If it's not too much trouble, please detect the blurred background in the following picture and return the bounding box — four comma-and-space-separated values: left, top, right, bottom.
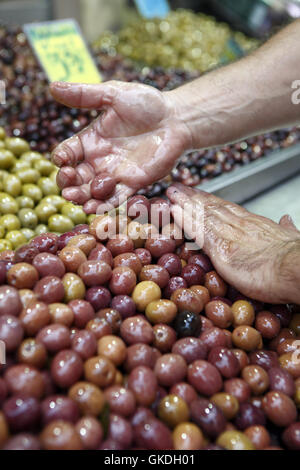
0, 0, 299, 41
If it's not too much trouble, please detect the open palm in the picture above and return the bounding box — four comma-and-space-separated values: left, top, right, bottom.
51, 81, 191, 214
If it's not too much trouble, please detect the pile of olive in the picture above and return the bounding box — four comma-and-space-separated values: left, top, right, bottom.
0, 23, 299, 200
94, 10, 258, 72
0, 130, 89, 251
0, 194, 299, 451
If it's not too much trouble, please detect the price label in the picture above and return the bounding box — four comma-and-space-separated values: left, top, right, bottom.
134, 0, 170, 19
24, 19, 102, 84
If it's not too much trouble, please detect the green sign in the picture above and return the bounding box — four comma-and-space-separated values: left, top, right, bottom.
24, 19, 102, 83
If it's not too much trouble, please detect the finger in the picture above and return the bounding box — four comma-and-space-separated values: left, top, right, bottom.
51, 134, 85, 168
74, 162, 95, 184
94, 184, 135, 214
62, 183, 91, 206
279, 214, 300, 233
171, 204, 204, 249
56, 166, 83, 189
168, 183, 249, 219
50, 81, 118, 109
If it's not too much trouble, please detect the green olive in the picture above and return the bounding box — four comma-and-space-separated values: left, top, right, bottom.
0, 192, 19, 214
48, 214, 74, 233
18, 208, 38, 229
35, 202, 57, 223
0, 150, 16, 170
61, 203, 86, 225
3, 175, 22, 197
0, 170, 8, 182
42, 195, 65, 211
0, 127, 6, 140
0, 239, 12, 252
20, 151, 43, 165
50, 169, 59, 182
35, 224, 48, 235
22, 184, 43, 203
87, 214, 97, 224
16, 168, 40, 184
5, 137, 30, 156
216, 431, 255, 450
38, 177, 59, 196
0, 140, 5, 149
0, 226, 5, 238
5, 230, 27, 249
0, 214, 21, 232
20, 228, 35, 241
33, 158, 55, 176
16, 195, 35, 209
12, 160, 31, 173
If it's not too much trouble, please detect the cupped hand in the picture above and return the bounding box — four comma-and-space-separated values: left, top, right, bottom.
167, 183, 300, 304
50, 81, 191, 214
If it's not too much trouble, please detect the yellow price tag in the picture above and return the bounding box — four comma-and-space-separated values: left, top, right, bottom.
24, 19, 102, 84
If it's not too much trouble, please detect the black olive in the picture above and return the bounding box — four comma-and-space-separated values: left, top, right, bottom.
173, 310, 202, 338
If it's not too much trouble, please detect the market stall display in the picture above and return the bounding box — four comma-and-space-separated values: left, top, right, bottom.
0, 196, 299, 450
94, 10, 258, 72
1, 24, 299, 200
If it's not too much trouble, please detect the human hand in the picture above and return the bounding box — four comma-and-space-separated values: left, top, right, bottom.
50, 81, 191, 214
167, 183, 300, 304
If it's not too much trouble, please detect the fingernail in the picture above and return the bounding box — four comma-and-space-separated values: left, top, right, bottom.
51, 81, 70, 89
53, 149, 68, 167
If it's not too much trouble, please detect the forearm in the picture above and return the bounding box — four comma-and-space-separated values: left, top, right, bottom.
279, 240, 300, 305
166, 20, 300, 149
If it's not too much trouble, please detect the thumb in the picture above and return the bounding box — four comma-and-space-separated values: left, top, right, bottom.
279, 214, 299, 233
50, 81, 118, 109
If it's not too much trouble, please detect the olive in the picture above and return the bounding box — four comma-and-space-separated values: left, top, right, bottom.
0, 214, 21, 231
34, 202, 57, 223
16, 195, 34, 209
18, 209, 38, 229
12, 160, 31, 173
0, 239, 13, 252
217, 430, 255, 450
20, 228, 35, 241
61, 203, 86, 225
50, 169, 59, 182
33, 159, 54, 176
16, 168, 40, 184
158, 394, 189, 428
48, 215, 74, 233
87, 214, 97, 225
3, 175, 22, 197
35, 224, 48, 235
22, 184, 42, 203
5, 231, 27, 249
0, 127, 6, 140
63, 273, 86, 302
5, 137, 30, 156
0, 150, 16, 169
173, 310, 202, 338
38, 177, 59, 196
20, 151, 43, 165
42, 195, 65, 211
0, 192, 19, 214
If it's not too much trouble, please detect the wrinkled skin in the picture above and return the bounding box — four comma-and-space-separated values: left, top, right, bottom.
50, 81, 191, 214
167, 183, 300, 304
